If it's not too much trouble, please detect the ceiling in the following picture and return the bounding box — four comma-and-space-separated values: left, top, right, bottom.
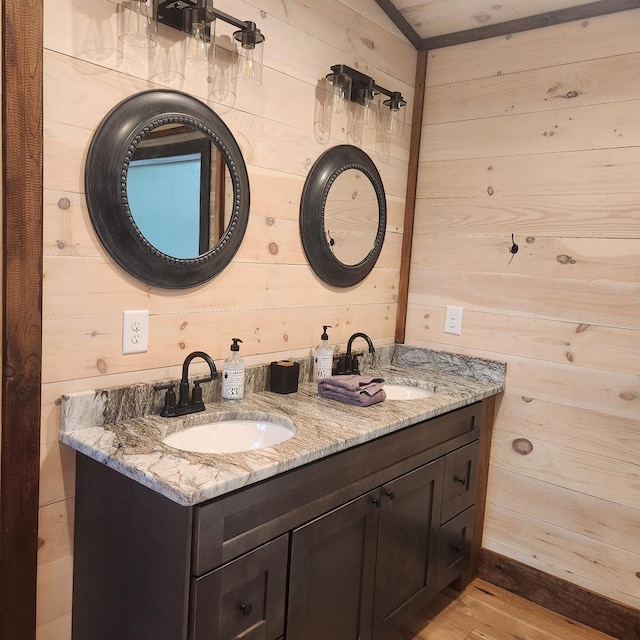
375, 0, 640, 49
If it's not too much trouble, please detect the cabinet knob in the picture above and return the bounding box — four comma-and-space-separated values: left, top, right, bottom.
384, 490, 395, 501
450, 544, 462, 553
454, 475, 466, 486
239, 602, 253, 617
372, 497, 381, 508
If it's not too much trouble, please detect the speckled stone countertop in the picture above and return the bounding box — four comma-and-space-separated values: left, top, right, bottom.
60, 346, 505, 506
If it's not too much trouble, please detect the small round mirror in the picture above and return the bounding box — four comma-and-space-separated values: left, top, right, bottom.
85, 89, 249, 289
300, 145, 386, 287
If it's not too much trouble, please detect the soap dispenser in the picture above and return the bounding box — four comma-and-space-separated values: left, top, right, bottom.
313, 325, 333, 381
222, 338, 245, 401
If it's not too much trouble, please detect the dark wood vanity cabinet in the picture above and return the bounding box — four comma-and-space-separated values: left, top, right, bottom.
72, 400, 491, 640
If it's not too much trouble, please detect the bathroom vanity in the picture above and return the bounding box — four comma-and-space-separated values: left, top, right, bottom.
62, 348, 504, 640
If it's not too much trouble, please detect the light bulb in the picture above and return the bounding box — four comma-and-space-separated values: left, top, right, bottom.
387, 108, 403, 136
184, 22, 211, 70
238, 44, 263, 86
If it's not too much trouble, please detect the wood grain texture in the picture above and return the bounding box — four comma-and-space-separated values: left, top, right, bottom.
479, 549, 640, 640
419, 0, 640, 50
1, 2, 43, 640
37, 1, 414, 636
396, 49, 427, 343
407, 9, 640, 611
389, 577, 617, 640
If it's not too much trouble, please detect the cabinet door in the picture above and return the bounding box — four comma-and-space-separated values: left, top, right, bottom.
191, 534, 288, 640
372, 458, 444, 639
440, 441, 479, 524
287, 491, 381, 640
436, 506, 475, 593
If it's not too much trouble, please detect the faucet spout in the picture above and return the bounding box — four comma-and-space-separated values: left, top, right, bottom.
178, 351, 218, 409
346, 332, 375, 357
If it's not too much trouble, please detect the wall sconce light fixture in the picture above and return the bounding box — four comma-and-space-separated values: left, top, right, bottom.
326, 64, 407, 139
119, 0, 157, 48
119, 0, 266, 87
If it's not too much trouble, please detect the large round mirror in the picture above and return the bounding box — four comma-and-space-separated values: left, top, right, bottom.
85, 89, 249, 289
300, 145, 386, 287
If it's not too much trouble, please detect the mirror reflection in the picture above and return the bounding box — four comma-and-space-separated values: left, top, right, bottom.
323, 169, 379, 266
127, 124, 233, 259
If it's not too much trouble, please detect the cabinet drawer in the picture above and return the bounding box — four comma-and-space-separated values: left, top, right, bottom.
440, 441, 479, 524
191, 535, 288, 640
435, 507, 474, 593
194, 403, 482, 576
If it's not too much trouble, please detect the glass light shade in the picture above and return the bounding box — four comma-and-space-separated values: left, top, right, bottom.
183, 21, 213, 70
210, 36, 238, 106
237, 41, 264, 87
385, 106, 405, 137
327, 73, 352, 115
119, 0, 157, 48
358, 90, 378, 129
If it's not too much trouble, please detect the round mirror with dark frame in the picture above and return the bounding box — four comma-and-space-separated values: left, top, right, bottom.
299, 145, 387, 287
85, 89, 249, 289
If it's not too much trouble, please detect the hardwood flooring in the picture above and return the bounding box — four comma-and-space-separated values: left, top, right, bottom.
389, 579, 617, 640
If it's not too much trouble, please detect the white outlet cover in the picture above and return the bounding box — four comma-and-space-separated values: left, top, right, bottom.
444, 306, 463, 335
123, 310, 149, 354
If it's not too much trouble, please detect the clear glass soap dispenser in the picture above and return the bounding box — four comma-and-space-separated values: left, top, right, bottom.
222, 338, 245, 401
313, 325, 333, 381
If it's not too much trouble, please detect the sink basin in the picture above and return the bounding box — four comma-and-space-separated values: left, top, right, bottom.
384, 384, 434, 400
162, 416, 295, 454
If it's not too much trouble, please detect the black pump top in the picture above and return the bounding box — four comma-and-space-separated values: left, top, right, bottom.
321, 325, 332, 340
230, 337, 243, 351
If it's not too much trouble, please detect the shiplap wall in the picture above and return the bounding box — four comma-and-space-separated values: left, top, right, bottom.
407, 10, 640, 609
37, 1, 414, 637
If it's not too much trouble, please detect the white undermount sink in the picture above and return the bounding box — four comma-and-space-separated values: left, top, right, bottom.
384, 384, 434, 400
162, 416, 296, 454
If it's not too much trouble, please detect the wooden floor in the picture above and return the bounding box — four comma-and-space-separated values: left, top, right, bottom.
389, 579, 616, 640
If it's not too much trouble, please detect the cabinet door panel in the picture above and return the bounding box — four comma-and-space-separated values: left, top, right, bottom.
440, 441, 479, 524
436, 506, 475, 593
287, 491, 381, 640
372, 458, 444, 639
191, 534, 288, 640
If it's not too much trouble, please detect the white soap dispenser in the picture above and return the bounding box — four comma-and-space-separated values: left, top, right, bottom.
313, 325, 334, 381
222, 338, 245, 401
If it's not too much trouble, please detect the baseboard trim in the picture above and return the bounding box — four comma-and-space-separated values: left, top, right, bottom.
478, 548, 640, 640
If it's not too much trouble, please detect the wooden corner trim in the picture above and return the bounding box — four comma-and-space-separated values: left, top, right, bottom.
479, 548, 640, 640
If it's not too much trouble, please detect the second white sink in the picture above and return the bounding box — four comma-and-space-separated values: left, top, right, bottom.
384, 384, 434, 400
163, 417, 296, 454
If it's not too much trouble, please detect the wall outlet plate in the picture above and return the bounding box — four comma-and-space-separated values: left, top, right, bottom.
123, 310, 149, 354
444, 306, 463, 335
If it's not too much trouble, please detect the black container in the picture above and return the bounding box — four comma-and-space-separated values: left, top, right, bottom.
269, 360, 300, 394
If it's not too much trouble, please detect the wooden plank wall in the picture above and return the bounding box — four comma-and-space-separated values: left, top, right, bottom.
406, 10, 640, 610
37, 1, 414, 637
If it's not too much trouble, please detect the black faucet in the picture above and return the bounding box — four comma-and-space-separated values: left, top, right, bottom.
157, 351, 218, 417
333, 332, 375, 375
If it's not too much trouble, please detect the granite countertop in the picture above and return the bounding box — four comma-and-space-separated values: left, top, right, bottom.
60, 346, 505, 506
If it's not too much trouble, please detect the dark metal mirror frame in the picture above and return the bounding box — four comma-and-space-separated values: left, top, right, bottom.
85, 89, 250, 289
299, 144, 387, 287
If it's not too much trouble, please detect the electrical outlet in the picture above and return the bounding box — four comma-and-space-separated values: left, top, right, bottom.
122, 310, 149, 354
443, 305, 463, 335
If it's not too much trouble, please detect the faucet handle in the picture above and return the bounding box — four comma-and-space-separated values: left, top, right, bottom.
155, 383, 177, 417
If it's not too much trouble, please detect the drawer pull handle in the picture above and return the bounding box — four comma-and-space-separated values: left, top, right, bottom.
240, 603, 253, 617
384, 490, 395, 501
454, 475, 466, 485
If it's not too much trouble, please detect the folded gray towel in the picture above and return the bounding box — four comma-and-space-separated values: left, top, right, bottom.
318, 375, 385, 396
318, 387, 386, 407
